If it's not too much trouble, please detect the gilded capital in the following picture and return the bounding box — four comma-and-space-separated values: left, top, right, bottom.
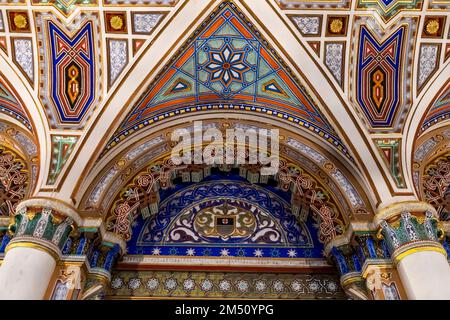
377, 208, 445, 262
8, 205, 77, 252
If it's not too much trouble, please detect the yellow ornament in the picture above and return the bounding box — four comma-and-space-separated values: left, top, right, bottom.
329, 19, 343, 34
110, 15, 124, 31
13, 14, 28, 29
425, 19, 440, 35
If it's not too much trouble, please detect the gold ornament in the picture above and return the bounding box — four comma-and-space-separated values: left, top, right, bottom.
425, 19, 440, 35
391, 220, 400, 229
110, 16, 124, 31
329, 19, 343, 34
117, 159, 126, 167
13, 14, 28, 29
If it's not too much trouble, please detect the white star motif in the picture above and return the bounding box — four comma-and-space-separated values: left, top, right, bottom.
205, 44, 250, 87
253, 249, 263, 257
287, 249, 297, 257
220, 248, 229, 256
186, 248, 196, 256
152, 247, 161, 255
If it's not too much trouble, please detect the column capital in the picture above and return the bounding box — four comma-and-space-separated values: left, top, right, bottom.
7, 200, 79, 259
374, 201, 437, 226
376, 205, 446, 265
16, 198, 83, 226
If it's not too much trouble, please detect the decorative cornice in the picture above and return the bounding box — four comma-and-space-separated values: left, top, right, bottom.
120, 255, 331, 268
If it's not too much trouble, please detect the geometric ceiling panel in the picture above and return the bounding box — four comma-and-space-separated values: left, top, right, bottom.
107, 39, 128, 89
36, 12, 102, 129
11, 37, 34, 85
289, 15, 322, 37
131, 12, 166, 35
350, 17, 416, 132
324, 42, 345, 88
417, 43, 441, 93
356, 0, 422, 23
108, 2, 351, 159
0, 75, 32, 131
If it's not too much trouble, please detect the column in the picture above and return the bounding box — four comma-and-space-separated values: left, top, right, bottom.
0, 199, 77, 299
376, 201, 450, 300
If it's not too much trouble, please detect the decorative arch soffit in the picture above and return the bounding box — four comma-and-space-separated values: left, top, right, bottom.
102, 1, 353, 164
1, 0, 447, 202
0, 138, 34, 217
107, 154, 348, 245
271, 0, 450, 195
79, 120, 374, 245
0, 73, 33, 132
81, 119, 371, 211
0, 68, 40, 196
412, 81, 450, 221
0, 49, 47, 195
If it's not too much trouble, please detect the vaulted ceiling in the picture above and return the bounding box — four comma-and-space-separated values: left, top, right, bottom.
0, 0, 448, 244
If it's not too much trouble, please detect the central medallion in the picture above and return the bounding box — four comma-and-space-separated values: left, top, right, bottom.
194, 200, 257, 241
203, 43, 251, 88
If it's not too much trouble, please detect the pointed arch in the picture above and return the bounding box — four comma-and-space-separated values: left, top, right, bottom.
59, 0, 391, 210
404, 62, 450, 196
0, 53, 49, 195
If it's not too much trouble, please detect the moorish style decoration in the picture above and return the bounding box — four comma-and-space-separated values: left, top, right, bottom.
0, 146, 29, 216
421, 153, 450, 221
0, 75, 32, 131
36, 13, 101, 129
107, 155, 345, 245
107, 2, 350, 159
420, 83, 450, 134
8, 206, 75, 251
356, 26, 404, 129
31, 0, 99, 17
47, 135, 78, 185
0, 0, 449, 302
378, 210, 444, 262
355, 0, 422, 22
107, 39, 128, 89
131, 179, 320, 258
108, 270, 344, 299
417, 44, 440, 92
11, 37, 34, 84
350, 17, 416, 131
374, 139, 406, 188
